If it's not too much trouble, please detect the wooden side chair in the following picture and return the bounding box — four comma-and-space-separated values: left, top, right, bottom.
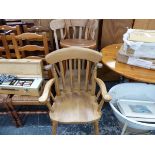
0, 34, 11, 58
39, 47, 111, 134
50, 19, 98, 50
0, 25, 22, 58
11, 32, 49, 59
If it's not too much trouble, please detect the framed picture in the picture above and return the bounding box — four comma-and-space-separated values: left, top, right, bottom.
117, 99, 155, 122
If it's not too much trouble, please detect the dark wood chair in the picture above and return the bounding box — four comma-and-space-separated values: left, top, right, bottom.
0, 34, 11, 58
0, 25, 22, 58
11, 32, 49, 59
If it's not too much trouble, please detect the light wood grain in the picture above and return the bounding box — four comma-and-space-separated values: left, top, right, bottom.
101, 43, 155, 83
46, 46, 102, 64
60, 39, 96, 49
39, 47, 110, 134
49, 91, 101, 123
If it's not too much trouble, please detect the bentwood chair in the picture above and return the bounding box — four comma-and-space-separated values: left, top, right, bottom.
50, 19, 98, 50
39, 47, 111, 134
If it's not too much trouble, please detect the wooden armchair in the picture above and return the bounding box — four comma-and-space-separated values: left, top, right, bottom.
39, 47, 111, 134
50, 19, 98, 50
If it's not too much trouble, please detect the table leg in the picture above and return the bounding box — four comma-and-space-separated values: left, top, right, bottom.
6, 97, 22, 127
121, 122, 128, 135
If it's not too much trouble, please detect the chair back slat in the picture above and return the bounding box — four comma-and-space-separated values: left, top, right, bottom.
79, 27, 82, 39
15, 33, 43, 40
85, 61, 90, 91
78, 59, 81, 90
91, 64, 97, 95
60, 29, 64, 39
69, 59, 73, 91
18, 45, 44, 52
59, 61, 66, 90
53, 30, 59, 50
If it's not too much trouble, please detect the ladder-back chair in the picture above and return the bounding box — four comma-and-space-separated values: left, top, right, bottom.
0, 34, 11, 58
39, 47, 111, 134
50, 19, 98, 50
23, 25, 53, 51
11, 32, 49, 59
0, 25, 22, 58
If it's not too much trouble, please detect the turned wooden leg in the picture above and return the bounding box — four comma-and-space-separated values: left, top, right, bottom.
52, 121, 58, 135
94, 121, 99, 135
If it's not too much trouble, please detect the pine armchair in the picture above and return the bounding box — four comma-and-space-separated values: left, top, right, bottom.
39, 47, 111, 134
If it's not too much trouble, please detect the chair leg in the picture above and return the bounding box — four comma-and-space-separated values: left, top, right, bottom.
94, 121, 99, 135
52, 121, 58, 135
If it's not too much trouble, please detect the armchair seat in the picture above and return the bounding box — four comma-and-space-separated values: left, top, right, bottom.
50, 91, 101, 123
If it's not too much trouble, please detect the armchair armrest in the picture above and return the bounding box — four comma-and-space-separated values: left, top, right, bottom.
95, 78, 111, 102
39, 78, 55, 103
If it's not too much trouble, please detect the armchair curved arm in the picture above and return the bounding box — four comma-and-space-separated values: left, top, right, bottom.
95, 78, 112, 102
39, 78, 55, 103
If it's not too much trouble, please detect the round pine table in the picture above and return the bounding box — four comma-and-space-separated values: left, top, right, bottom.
101, 43, 155, 84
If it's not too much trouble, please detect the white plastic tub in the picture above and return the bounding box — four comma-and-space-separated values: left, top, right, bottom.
109, 83, 155, 132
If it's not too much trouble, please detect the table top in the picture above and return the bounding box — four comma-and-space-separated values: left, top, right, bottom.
60, 39, 96, 49
101, 43, 155, 84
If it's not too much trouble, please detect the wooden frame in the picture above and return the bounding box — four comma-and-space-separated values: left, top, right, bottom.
39, 47, 111, 134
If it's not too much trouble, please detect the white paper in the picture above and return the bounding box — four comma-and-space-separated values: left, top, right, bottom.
123, 29, 155, 51
134, 46, 155, 58
127, 57, 153, 69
